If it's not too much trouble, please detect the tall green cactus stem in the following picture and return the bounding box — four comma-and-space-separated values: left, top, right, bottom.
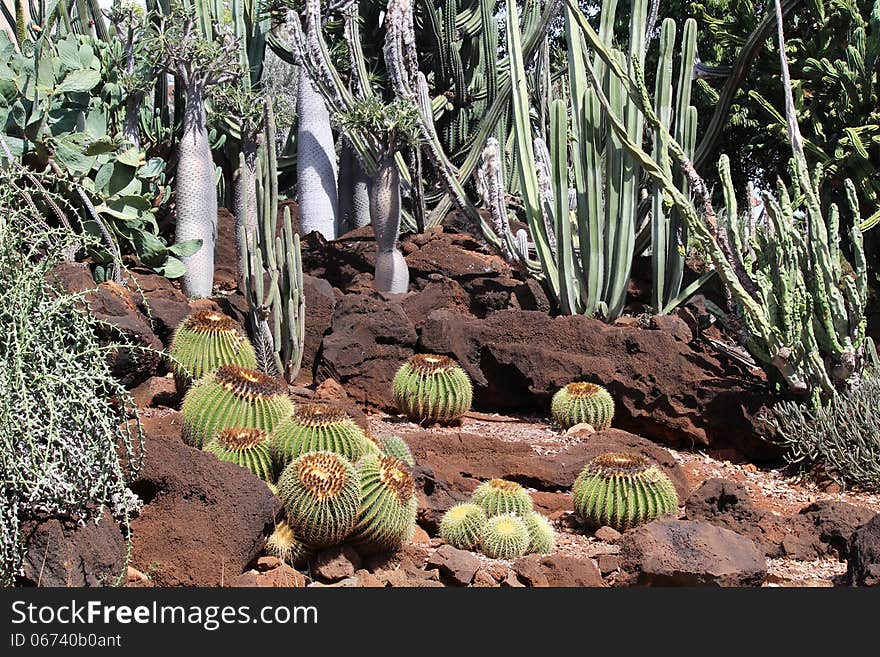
472, 479, 533, 518
204, 427, 276, 482
392, 354, 473, 423
523, 512, 556, 554
276, 451, 361, 548
439, 503, 487, 551
551, 382, 615, 431
572, 452, 679, 531
180, 364, 294, 448
272, 403, 369, 467
566, 0, 869, 400
371, 147, 409, 293
482, 0, 698, 320
297, 64, 338, 240
168, 309, 258, 394
156, 7, 240, 298
240, 112, 306, 384
478, 513, 530, 560
349, 454, 418, 554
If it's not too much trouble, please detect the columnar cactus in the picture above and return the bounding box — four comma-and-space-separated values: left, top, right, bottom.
349, 454, 418, 553
272, 403, 369, 467
551, 382, 615, 431
479, 513, 530, 560
392, 354, 473, 423
168, 310, 257, 394
439, 503, 488, 551
276, 451, 361, 548
472, 479, 534, 518
180, 365, 294, 448
203, 427, 275, 483
572, 453, 679, 531
523, 512, 556, 554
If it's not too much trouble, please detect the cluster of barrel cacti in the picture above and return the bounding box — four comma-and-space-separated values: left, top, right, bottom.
169, 308, 418, 560
439, 479, 556, 560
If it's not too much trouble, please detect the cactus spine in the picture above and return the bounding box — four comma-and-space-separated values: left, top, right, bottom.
551, 382, 615, 431
349, 454, 418, 553
572, 453, 679, 531
204, 427, 275, 482
180, 365, 294, 448
392, 354, 473, 423
277, 451, 361, 548
439, 503, 487, 551
272, 404, 369, 467
168, 310, 257, 394
472, 479, 533, 517
479, 513, 530, 560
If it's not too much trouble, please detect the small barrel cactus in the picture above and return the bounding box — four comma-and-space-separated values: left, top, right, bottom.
380, 434, 415, 467
392, 354, 473, 423
349, 454, 418, 553
479, 513, 530, 560
472, 479, 533, 517
439, 503, 487, 551
572, 452, 679, 532
276, 451, 361, 548
272, 403, 368, 468
203, 427, 275, 482
551, 382, 615, 431
265, 519, 314, 567
523, 512, 556, 554
181, 365, 294, 448
168, 309, 258, 394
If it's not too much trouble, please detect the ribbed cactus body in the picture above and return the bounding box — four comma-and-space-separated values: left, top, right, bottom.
203, 427, 275, 482
523, 512, 556, 554
439, 503, 487, 551
349, 454, 418, 553
272, 403, 368, 467
479, 513, 530, 560
472, 479, 533, 517
180, 365, 294, 448
551, 382, 615, 430
175, 83, 217, 299
276, 451, 361, 548
265, 519, 314, 567
392, 354, 473, 423
169, 310, 257, 394
371, 150, 408, 293
572, 453, 679, 531
379, 434, 415, 467
297, 67, 338, 240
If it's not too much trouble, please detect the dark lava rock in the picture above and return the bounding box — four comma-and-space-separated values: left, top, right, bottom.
315, 292, 417, 410
847, 513, 880, 586
425, 544, 481, 586
684, 478, 774, 554
419, 308, 773, 459
302, 274, 338, 378
620, 519, 767, 587
18, 509, 126, 587
312, 545, 362, 583
794, 501, 875, 561
128, 425, 281, 587
513, 553, 604, 587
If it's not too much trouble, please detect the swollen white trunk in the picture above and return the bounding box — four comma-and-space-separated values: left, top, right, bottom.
175, 83, 217, 298
371, 150, 408, 294
338, 140, 371, 233
296, 67, 338, 239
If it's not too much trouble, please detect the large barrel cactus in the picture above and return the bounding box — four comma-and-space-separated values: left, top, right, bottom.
392, 354, 473, 423
272, 403, 369, 467
349, 453, 418, 554
551, 382, 615, 431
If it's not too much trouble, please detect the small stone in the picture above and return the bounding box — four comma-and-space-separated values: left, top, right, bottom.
472, 569, 499, 587
596, 554, 621, 575
594, 526, 622, 543
501, 572, 526, 587
312, 545, 362, 583
512, 555, 549, 587
425, 544, 481, 586
354, 570, 385, 588
313, 378, 348, 401
410, 526, 431, 545
566, 422, 596, 435
229, 564, 307, 587
254, 556, 283, 572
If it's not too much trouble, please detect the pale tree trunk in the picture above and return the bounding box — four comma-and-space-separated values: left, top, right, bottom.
175, 81, 217, 298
